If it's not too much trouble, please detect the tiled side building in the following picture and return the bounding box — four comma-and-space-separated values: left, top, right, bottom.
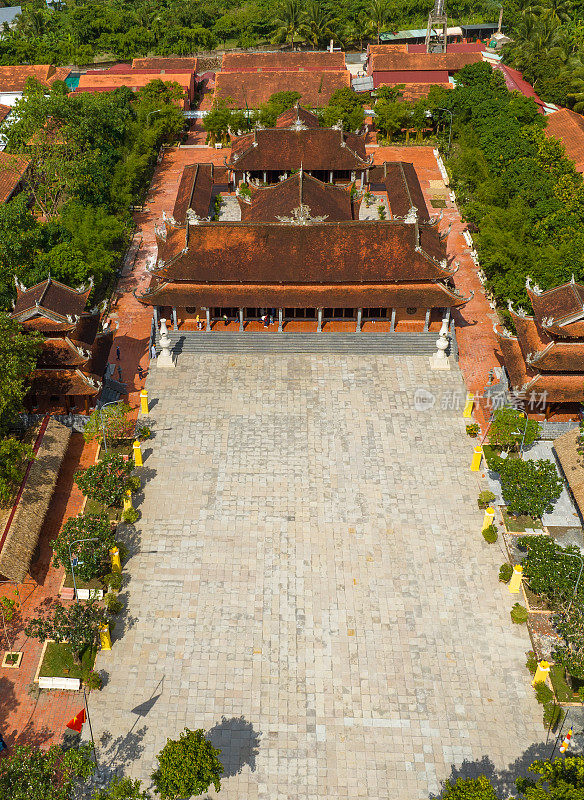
496, 278, 584, 407
138, 106, 470, 331
11, 278, 113, 413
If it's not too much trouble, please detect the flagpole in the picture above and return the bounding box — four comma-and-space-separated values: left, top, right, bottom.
550, 710, 569, 760
82, 684, 100, 775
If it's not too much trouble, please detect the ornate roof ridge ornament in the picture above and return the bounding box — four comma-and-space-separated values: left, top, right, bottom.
439, 221, 452, 242
65, 313, 80, 324
155, 223, 167, 241
493, 321, 514, 338
404, 206, 418, 224
507, 299, 527, 317
14, 275, 26, 291
276, 204, 328, 225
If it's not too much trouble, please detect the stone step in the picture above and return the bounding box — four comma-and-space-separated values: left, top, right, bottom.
155, 332, 444, 355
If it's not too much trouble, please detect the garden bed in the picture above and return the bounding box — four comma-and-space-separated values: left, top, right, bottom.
84, 498, 121, 522
61, 573, 104, 600
528, 612, 563, 661
522, 584, 550, 612
38, 641, 97, 681
549, 664, 578, 704
502, 508, 543, 533
98, 441, 132, 460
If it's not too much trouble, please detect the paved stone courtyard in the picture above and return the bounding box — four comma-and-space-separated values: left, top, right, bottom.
89, 353, 545, 799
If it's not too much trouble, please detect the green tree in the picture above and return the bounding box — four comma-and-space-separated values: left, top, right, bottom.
301, 1, 337, 49
25, 600, 108, 665
52, 513, 116, 581
75, 452, 135, 508
272, 0, 304, 47
488, 407, 541, 450
500, 458, 563, 518
0, 742, 95, 800
258, 91, 302, 126
516, 755, 584, 798
151, 728, 223, 800
92, 776, 152, 800
442, 776, 499, 800
374, 97, 406, 140
0, 314, 42, 436
320, 87, 364, 131
83, 401, 133, 447
0, 438, 34, 506
369, 0, 390, 45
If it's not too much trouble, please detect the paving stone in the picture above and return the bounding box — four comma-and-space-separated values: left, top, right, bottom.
86, 353, 546, 798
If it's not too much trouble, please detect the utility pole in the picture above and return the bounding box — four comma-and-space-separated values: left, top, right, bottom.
426, 0, 448, 53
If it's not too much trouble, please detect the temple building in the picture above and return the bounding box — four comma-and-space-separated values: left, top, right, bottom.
495, 277, 584, 409
11, 277, 113, 413
138, 106, 470, 331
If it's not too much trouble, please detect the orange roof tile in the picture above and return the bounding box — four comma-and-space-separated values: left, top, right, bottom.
369, 50, 481, 73
240, 171, 354, 222
0, 152, 29, 203
544, 108, 584, 173
131, 57, 197, 72
214, 70, 351, 109
0, 65, 70, 93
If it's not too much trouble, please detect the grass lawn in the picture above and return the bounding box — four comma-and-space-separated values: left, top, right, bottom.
502, 508, 543, 532
63, 572, 104, 591
39, 642, 97, 681
483, 445, 520, 471
549, 664, 577, 703
99, 441, 132, 459
84, 498, 121, 522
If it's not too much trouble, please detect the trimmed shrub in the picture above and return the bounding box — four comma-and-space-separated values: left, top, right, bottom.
482, 524, 498, 543
511, 603, 529, 624
466, 423, 480, 438
499, 563, 513, 583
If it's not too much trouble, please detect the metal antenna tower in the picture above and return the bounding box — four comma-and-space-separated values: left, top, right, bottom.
425, 0, 448, 53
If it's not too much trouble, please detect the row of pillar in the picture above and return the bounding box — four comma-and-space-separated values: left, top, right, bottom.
157, 307, 447, 333
231, 171, 368, 187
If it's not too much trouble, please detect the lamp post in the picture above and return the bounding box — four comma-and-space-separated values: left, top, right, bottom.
98, 399, 124, 454
559, 551, 584, 612
68, 536, 100, 775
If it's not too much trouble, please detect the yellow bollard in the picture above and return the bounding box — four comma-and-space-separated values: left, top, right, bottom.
140, 389, 148, 415
133, 440, 143, 467
532, 660, 550, 687
99, 624, 112, 651
470, 445, 483, 472
463, 393, 474, 418
482, 507, 495, 531
509, 564, 523, 594
123, 489, 133, 513
109, 546, 121, 574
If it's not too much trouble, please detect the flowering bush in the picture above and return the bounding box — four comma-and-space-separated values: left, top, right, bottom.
75, 453, 134, 508
500, 458, 562, 518
52, 514, 115, 581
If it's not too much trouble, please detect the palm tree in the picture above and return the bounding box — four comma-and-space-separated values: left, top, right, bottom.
272, 0, 304, 49
369, 0, 389, 45
301, 1, 337, 49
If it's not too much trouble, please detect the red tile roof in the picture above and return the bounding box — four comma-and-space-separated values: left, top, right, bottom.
227, 127, 369, 171
214, 70, 351, 109
0, 152, 29, 203
173, 163, 214, 223
221, 51, 346, 72
0, 104, 10, 124
76, 70, 193, 107
492, 63, 543, 107
139, 280, 467, 309
408, 42, 486, 53
12, 278, 90, 319
275, 104, 321, 129
368, 50, 481, 74
510, 312, 584, 372
544, 108, 584, 173
368, 161, 430, 221
0, 65, 70, 92
30, 369, 100, 396
240, 171, 355, 222
373, 69, 450, 84
37, 338, 89, 368
527, 280, 584, 331
151, 219, 452, 284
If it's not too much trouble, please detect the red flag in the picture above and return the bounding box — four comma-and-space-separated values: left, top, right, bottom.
66, 709, 86, 733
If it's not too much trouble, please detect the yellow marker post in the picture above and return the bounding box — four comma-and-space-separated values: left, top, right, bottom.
139, 389, 148, 415
109, 546, 121, 574
133, 440, 143, 467
463, 393, 474, 418
509, 564, 523, 593
482, 507, 495, 531
470, 445, 483, 472
123, 490, 133, 513
532, 660, 550, 687
99, 624, 112, 651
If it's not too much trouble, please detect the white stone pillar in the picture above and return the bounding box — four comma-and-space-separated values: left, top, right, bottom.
317, 308, 322, 333
424, 308, 431, 332
443, 307, 451, 327
263, 171, 267, 183
172, 307, 178, 330
206, 308, 211, 332
351, 171, 356, 182
278, 308, 283, 332
361, 171, 365, 186
430, 318, 450, 370
390, 308, 396, 332
157, 319, 175, 368
153, 306, 159, 326
356, 308, 362, 332
329, 171, 334, 183
239, 307, 244, 332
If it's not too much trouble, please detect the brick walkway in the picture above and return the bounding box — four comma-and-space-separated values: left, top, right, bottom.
0, 437, 98, 749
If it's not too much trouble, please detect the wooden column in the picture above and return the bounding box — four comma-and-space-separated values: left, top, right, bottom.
83, 397, 89, 414
153, 306, 159, 326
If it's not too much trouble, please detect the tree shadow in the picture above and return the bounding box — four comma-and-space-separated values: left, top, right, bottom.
206, 715, 261, 778
431, 739, 574, 799
99, 724, 148, 770
110, 591, 138, 640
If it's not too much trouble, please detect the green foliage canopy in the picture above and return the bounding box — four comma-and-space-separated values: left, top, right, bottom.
52, 513, 116, 581
25, 600, 108, 664
151, 728, 223, 800
75, 452, 135, 508
0, 742, 95, 800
